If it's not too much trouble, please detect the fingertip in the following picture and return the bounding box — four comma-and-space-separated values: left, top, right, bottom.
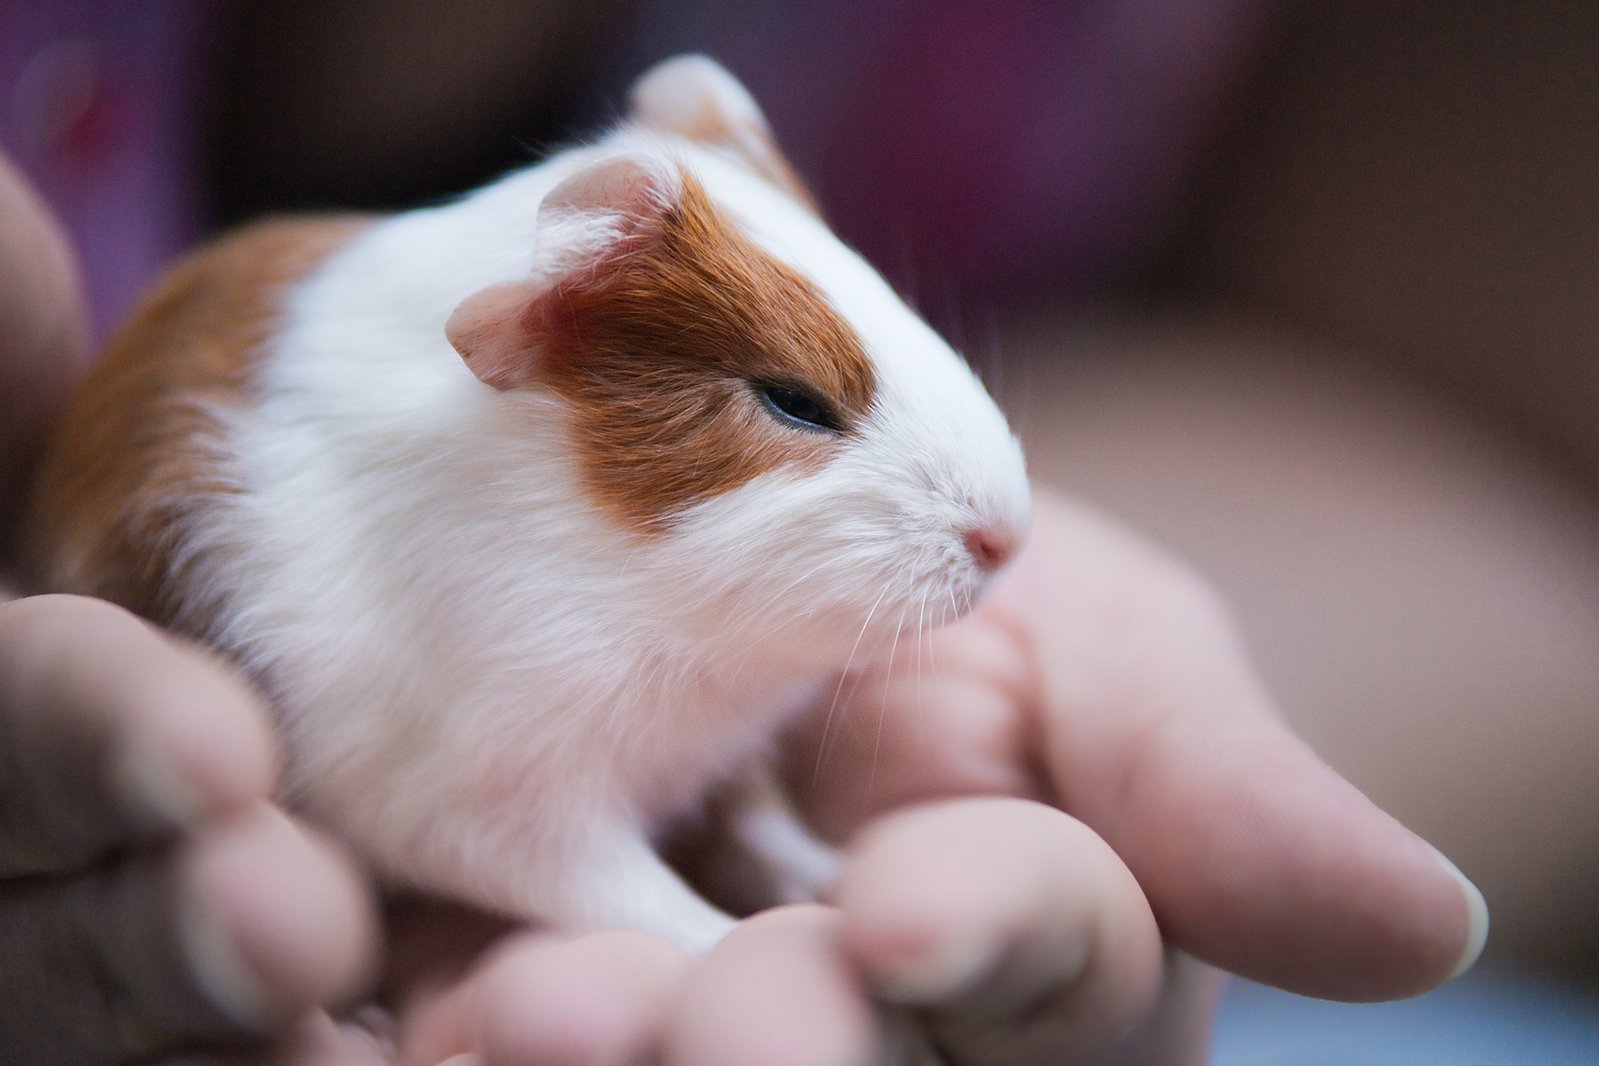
2, 594, 278, 837
666, 906, 875, 1066
116, 694, 276, 830
1430, 845, 1490, 981
1328, 827, 1492, 999
117, 632, 280, 827
183, 805, 380, 1030
836, 827, 1003, 1003
847, 801, 1160, 1048
846, 914, 998, 1006
479, 932, 688, 1066
1116, 718, 1493, 1000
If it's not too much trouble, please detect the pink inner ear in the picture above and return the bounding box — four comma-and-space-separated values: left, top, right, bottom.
446, 281, 544, 391
449, 157, 684, 393
540, 154, 683, 235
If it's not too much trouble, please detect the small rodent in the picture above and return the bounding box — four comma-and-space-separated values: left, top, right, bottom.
24, 56, 1031, 949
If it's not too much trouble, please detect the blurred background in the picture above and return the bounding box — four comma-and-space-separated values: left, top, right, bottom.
4, 0, 1596, 1057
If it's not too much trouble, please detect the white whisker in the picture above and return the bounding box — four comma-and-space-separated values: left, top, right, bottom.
813, 583, 891, 785
914, 589, 928, 743
869, 601, 909, 798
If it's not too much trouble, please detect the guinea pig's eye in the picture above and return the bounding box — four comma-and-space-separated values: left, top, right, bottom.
756, 383, 843, 433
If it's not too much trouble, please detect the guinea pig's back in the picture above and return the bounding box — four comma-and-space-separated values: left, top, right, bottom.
22, 217, 369, 632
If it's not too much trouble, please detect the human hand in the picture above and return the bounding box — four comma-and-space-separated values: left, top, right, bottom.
348, 489, 1487, 1065
0, 152, 382, 1066
375, 805, 1203, 1066
0, 595, 381, 1066
1, 138, 1480, 1065
786, 489, 1488, 1059
0, 153, 89, 547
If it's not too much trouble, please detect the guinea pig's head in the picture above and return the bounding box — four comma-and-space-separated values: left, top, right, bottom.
447, 56, 1029, 663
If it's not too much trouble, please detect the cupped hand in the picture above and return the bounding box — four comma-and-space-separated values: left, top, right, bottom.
3, 138, 1481, 1063
782, 489, 1488, 1062
794, 490, 1486, 999
0, 595, 381, 1066
1, 149, 381, 1066
366, 489, 1487, 1066
383, 802, 1204, 1066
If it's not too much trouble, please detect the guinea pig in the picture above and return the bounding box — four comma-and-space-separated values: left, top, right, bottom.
23, 55, 1031, 950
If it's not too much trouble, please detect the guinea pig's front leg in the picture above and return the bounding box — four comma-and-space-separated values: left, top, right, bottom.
531, 820, 739, 953
722, 764, 842, 905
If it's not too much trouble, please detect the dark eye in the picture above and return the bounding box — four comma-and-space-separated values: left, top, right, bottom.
756, 383, 842, 432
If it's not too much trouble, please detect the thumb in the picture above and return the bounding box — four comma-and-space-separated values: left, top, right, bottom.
1009, 495, 1488, 1000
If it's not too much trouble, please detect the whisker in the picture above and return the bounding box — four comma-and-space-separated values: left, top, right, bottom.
765, 555, 845, 602
869, 602, 909, 799
914, 590, 928, 744
813, 584, 891, 785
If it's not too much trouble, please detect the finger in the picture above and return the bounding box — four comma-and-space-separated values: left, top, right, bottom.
0, 595, 277, 873
837, 797, 1198, 1065
664, 906, 880, 1066
475, 932, 690, 1066
1008, 494, 1489, 999
391, 928, 688, 1066
0, 150, 89, 513
0, 803, 378, 1064
784, 605, 1048, 844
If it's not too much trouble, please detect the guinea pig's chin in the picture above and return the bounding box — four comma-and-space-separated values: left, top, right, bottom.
660, 575, 941, 672
895, 561, 996, 633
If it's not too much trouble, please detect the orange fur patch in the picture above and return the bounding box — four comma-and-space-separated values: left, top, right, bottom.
22, 217, 368, 629
537, 173, 875, 532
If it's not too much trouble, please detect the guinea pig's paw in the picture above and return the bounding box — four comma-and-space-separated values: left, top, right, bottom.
725, 781, 842, 905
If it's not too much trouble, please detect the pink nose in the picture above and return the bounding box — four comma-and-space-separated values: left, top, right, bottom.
963, 525, 1018, 573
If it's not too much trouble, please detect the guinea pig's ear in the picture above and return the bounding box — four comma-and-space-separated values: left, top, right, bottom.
534, 152, 683, 265
445, 282, 541, 391
447, 155, 681, 391
629, 54, 817, 213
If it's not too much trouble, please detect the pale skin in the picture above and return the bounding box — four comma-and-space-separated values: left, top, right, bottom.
0, 154, 1483, 1064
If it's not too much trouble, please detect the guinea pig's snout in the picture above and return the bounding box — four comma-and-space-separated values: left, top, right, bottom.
961, 523, 1020, 573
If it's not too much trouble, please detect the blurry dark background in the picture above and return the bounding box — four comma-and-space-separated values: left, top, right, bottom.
210, 0, 1269, 319
5, 0, 1597, 1000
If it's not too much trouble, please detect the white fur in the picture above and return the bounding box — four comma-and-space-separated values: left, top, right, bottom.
173, 60, 1030, 948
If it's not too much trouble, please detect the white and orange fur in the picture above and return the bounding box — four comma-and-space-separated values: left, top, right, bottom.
25, 56, 1031, 949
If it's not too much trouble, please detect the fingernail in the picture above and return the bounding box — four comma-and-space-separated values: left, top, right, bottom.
116, 739, 207, 828
1429, 845, 1490, 979
337, 1005, 399, 1062
185, 803, 380, 1028
870, 928, 1001, 1004
179, 877, 279, 1031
